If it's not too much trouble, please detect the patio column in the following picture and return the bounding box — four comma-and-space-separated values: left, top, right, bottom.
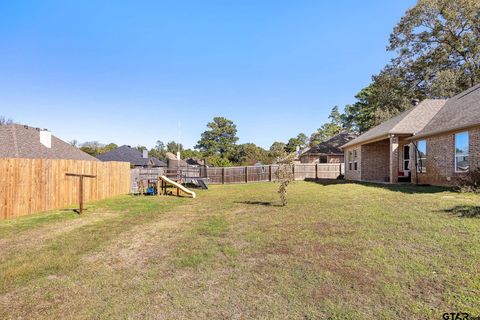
389, 135, 399, 183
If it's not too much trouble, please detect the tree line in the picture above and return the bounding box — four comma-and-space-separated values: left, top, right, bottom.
77, 112, 349, 167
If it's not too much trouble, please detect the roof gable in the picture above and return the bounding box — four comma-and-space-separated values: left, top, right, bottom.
414, 84, 480, 139
342, 99, 446, 148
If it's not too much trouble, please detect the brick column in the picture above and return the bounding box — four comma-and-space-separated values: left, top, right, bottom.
389, 135, 399, 183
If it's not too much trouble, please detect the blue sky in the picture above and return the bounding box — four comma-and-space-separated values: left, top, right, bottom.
0, 0, 416, 149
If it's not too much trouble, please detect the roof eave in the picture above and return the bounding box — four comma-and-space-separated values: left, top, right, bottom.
408, 123, 480, 141
340, 134, 390, 149
300, 152, 343, 156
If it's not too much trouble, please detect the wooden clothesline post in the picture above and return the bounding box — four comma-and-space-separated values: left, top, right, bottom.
66, 173, 96, 214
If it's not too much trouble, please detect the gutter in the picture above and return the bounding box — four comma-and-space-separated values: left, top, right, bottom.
407, 123, 480, 141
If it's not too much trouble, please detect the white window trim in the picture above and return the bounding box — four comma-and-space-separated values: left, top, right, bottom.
454, 154, 469, 173
403, 145, 410, 171
348, 151, 353, 170
416, 140, 427, 174
454, 132, 469, 173
353, 150, 358, 171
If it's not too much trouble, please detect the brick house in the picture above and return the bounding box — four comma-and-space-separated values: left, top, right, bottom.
341, 99, 447, 183
409, 85, 480, 186
299, 132, 357, 164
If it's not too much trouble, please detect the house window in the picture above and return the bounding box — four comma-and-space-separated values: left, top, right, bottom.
348, 151, 353, 170
353, 149, 358, 171
455, 131, 469, 172
319, 156, 327, 163
416, 140, 426, 173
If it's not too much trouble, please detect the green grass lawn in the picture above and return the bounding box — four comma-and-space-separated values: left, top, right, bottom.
0, 181, 479, 319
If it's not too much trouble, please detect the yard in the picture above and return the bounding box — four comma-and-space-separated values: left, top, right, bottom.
0, 181, 479, 319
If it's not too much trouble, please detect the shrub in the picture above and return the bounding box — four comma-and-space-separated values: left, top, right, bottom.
459, 168, 480, 193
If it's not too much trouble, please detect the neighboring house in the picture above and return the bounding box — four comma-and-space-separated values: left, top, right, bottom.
0, 124, 97, 161
165, 152, 189, 168
299, 132, 357, 164
409, 84, 480, 186
96, 145, 166, 168
341, 99, 447, 183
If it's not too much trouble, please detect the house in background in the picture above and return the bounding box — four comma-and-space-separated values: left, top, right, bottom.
409, 84, 480, 186
96, 145, 166, 168
165, 152, 189, 168
341, 99, 447, 183
0, 124, 97, 161
299, 132, 357, 164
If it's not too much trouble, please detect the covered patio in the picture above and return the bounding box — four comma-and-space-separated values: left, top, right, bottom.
359, 135, 413, 183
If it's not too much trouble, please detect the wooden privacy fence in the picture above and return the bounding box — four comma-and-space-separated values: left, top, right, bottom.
206, 163, 344, 184
0, 158, 131, 219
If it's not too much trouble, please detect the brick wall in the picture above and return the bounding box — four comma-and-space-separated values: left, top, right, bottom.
299, 154, 317, 164
361, 139, 390, 182
411, 126, 480, 186
470, 127, 480, 170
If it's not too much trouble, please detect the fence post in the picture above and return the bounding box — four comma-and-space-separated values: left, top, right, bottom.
339, 163, 342, 176
222, 168, 225, 184
315, 163, 318, 180
292, 164, 295, 181
245, 166, 248, 183
269, 165, 272, 182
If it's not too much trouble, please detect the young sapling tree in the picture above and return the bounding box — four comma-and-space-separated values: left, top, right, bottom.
274, 152, 295, 206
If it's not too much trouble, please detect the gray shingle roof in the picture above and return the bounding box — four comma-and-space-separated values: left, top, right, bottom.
0, 124, 97, 161
96, 145, 166, 167
301, 132, 357, 156
342, 99, 446, 148
413, 84, 480, 139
